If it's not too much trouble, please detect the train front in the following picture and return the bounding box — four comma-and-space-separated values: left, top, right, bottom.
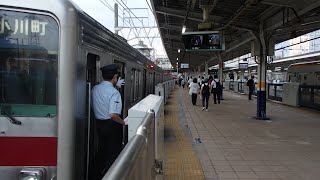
0, 8, 59, 180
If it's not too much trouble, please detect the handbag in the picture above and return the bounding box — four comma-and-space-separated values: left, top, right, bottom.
188, 88, 193, 95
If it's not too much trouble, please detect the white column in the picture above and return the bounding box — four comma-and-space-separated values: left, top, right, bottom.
205, 62, 208, 79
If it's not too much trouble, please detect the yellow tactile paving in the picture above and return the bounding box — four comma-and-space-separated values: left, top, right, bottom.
164, 89, 205, 180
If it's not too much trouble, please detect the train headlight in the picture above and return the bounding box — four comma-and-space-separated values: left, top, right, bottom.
19, 168, 45, 180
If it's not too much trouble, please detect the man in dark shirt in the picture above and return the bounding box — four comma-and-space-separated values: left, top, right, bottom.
247, 76, 255, 100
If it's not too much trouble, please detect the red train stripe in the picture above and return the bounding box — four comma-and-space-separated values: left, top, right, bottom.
0, 137, 57, 166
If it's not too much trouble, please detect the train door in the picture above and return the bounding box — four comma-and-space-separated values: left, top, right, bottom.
143, 69, 147, 98
86, 53, 100, 180
153, 72, 156, 94
113, 60, 128, 145
113, 60, 126, 118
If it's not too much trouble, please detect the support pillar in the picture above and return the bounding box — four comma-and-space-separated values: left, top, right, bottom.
253, 23, 273, 120
256, 56, 268, 119
217, 54, 224, 99
204, 62, 208, 79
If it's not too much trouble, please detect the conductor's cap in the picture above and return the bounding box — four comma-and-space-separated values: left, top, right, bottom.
100, 64, 119, 72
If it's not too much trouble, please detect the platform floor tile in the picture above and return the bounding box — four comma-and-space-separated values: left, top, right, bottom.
163, 90, 206, 180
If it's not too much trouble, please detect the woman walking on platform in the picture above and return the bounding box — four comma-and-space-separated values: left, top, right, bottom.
189, 78, 200, 105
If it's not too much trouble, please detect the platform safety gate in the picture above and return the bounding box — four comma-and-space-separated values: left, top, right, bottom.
299, 85, 320, 111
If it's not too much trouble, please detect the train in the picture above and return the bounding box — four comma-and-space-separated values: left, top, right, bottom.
0, 0, 173, 180
287, 60, 320, 86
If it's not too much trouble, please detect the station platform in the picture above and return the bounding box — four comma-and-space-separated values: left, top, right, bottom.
163, 87, 320, 180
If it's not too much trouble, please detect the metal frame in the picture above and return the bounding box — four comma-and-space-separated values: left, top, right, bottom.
229, 81, 234, 91
268, 83, 283, 102
238, 81, 245, 93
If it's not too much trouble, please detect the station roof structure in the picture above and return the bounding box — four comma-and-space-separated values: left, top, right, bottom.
150, 0, 320, 71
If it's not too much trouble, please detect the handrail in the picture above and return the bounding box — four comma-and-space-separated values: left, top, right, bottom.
102, 109, 155, 180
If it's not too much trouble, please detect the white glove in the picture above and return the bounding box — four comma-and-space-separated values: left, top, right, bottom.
116, 78, 125, 88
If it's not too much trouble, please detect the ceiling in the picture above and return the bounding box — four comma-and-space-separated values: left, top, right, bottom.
150, 0, 320, 71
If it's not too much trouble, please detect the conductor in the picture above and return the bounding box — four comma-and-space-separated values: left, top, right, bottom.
91, 64, 125, 179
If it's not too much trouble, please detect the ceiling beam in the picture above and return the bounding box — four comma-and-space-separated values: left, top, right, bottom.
209, 0, 219, 12
190, 0, 197, 10
265, 0, 320, 31
163, 34, 181, 41
273, 15, 320, 35
256, 6, 281, 21
223, 0, 262, 28
155, 6, 223, 23
183, 0, 193, 25
261, 1, 292, 7
159, 23, 182, 31
163, 41, 184, 45
225, 36, 253, 53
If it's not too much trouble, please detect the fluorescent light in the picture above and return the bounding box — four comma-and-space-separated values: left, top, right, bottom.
176, 58, 179, 61
178, 49, 181, 53
182, 25, 186, 33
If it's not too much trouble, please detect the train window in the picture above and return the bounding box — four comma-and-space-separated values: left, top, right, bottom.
0, 10, 59, 117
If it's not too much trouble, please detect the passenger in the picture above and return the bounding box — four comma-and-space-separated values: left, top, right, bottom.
211, 75, 221, 104
197, 76, 201, 86
91, 64, 125, 179
181, 78, 185, 88
178, 78, 182, 87
247, 75, 255, 100
200, 79, 210, 111
208, 75, 213, 86
189, 78, 200, 105
188, 76, 193, 86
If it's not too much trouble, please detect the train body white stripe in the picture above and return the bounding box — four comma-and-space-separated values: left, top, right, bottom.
0, 117, 57, 137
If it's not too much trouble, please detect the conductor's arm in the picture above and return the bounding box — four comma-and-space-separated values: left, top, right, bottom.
110, 113, 125, 125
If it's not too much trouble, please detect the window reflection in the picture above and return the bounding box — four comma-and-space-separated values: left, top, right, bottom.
0, 10, 58, 117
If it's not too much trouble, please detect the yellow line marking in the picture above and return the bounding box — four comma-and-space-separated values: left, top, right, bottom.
164, 90, 205, 180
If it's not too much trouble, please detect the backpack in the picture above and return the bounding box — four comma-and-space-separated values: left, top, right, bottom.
201, 84, 209, 95
216, 80, 222, 90
211, 80, 222, 93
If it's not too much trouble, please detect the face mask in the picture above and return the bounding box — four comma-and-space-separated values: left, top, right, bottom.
205, 83, 208, 85
112, 75, 118, 85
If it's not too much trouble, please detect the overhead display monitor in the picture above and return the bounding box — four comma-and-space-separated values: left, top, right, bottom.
182, 31, 225, 51
180, 63, 189, 69
239, 63, 248, 69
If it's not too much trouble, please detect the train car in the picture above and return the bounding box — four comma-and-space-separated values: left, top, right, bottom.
0, 1, 172, 180
287, 60, 320, 86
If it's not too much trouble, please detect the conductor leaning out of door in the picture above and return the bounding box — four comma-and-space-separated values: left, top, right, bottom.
91, 63, 126, 179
